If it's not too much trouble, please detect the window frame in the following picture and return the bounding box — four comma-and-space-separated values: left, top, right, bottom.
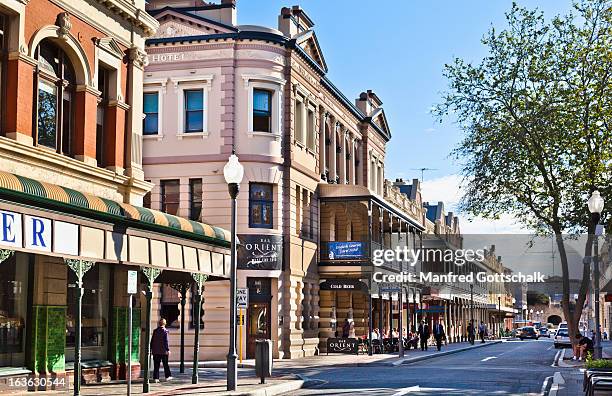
172, 75, 212, 139
183, 88, 205, 133
243, 75, 284, 139
143, 91, 160, 136
34, 40, 76, 156
249, 183, 274, 229
189, 178, 203, 221
252, 88, 272, 133
160, 179, 180, 216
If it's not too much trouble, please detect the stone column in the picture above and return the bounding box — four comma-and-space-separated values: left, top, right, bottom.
125, 46, 147, 181
319, 111, 327, 180
350, 136, 356, 185
330, 119, 337, 183
341, 129, 347, 184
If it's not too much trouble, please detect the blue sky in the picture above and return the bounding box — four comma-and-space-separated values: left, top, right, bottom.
237, 1, 574, 232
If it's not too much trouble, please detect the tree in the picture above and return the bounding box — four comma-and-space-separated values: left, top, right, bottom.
435, 0, 612, 343
526, 291, 550, 306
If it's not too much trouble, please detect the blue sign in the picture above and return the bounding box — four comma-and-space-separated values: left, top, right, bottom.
327, 242, 364, 259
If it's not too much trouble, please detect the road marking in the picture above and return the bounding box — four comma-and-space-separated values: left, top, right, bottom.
481, 356, 497, 362
551, 350, 561, 367
553, 371, 565, 385
391, 385, 420, 395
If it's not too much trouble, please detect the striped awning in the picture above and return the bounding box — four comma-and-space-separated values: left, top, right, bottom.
0, 170, 230, 245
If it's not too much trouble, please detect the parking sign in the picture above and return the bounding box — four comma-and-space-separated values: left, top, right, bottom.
237, 288, 249, 309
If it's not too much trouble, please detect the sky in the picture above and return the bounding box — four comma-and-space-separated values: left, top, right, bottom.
237, 0, 575, 233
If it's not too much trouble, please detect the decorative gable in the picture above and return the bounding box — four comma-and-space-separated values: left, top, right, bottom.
295, 30, 328, 72
95, 37, 124, 60
150, 8, 237, 39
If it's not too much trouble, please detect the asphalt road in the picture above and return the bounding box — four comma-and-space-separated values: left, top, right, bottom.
285, 338, 563, 395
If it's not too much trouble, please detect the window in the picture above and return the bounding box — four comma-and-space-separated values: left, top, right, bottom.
184, 89, 204, 132
0, 253, 29, 368
307, 107, 315, 150
66, 264, 110, 362
161, 179, 180, 215
0, 13, 8, 135
35, 40, 76, 155
249, 183, 273, 228
189, 178, 202, 221
160, 285, 180, 328
253, 89, 272, 132
96, 67, 109, 167
294, 98, 304, 144
143, 92, 159, 135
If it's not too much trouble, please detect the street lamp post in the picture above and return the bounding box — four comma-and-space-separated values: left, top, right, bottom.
224, 152, 244, 391
498, 296, 502, 337
588, 190, 605, 360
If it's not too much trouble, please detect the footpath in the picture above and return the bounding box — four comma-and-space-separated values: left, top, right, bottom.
8, 340, 502, 395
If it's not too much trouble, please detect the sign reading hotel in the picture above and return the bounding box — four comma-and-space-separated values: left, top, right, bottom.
0, 209, 78, 255
237, 234, 282, 271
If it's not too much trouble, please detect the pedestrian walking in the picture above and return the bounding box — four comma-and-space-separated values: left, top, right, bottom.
467, 320, 475, 345
478, 321, 486, 343
342, 319, 350, 338
418, 320, 430, 351
433, 319, 445, 351
151, 318, 173, 382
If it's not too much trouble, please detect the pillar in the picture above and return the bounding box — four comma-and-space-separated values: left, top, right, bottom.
125, 47, 147, 181
5, 54, 35, 144
350, 136, 356, 185
330, 119, 337, 183
319, 111, 327, 180
74, 86, 99, 166
141, 267, 161, 393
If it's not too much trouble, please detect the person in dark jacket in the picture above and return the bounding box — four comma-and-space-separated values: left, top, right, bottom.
151, 318, 172, 382
467, 320, 476, 345
417, 320, 430, 351
433, 319, 446, 351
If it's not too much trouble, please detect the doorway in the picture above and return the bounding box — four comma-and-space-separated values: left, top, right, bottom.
246, 278, 272, 359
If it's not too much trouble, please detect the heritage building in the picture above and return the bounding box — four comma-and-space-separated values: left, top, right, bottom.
141, 0, 430, 359
0, 0, 231, 390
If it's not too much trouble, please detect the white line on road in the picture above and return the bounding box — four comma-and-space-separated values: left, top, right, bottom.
551, 350, 561, 367
391, 385, 421, 395
481, 356, 497, 362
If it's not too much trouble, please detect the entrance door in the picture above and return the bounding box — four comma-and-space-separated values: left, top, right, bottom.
246, 302, 271, 359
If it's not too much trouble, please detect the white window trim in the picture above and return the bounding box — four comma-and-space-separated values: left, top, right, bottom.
243, 74, 285, 140
143, 77, 168, 141
171, 75, 213, 139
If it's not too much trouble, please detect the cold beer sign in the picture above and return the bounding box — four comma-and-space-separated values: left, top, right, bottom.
0, 209, 79, 255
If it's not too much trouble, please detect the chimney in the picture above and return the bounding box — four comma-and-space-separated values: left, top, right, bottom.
278, 6, 314, 38
220, 0, 237, 26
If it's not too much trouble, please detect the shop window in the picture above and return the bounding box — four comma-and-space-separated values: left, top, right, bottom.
184, 89, 204, 133
253, 89, 272, 132
66, 264, 110, 362
35, 40, 76, 156
160, 285, 180, 328
249, 183, 273, 229
0, 253, 29, 368
189, 178, 202, 221
143, 92, 159, 135
161, 179, 180, 216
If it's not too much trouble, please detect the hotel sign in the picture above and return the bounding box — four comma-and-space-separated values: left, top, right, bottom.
237, 234, 282, 270
0, 209, 79, 255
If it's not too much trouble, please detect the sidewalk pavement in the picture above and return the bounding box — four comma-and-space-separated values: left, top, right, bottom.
13, 371, 303, 396
548, 345, 612, 396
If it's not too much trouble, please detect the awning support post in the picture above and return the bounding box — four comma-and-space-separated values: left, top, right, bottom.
191, 273, 208, 384
141, 267, 162, 393
65, 259, 95, 396
170, 283, 190, 374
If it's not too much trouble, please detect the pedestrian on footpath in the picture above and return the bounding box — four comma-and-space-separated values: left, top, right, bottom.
478, 321, 486, 343
433, 319, 446, 351
342, 319, 350, 338
467, 320, 475, 345
418, 320, 430, 351
151, 318, 173, 383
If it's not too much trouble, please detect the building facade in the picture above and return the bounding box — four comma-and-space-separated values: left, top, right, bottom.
141, 1, 432, 359
0, 0, 233, 390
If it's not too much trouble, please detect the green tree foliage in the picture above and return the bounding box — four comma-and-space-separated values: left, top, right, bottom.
435, 0, 612, 341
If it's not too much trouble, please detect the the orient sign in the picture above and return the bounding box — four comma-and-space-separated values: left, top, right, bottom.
326, 338, 358, 355
0, 210, 79, 255
237, 234, 282, 270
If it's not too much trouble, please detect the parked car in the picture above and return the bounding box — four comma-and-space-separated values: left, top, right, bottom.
554, 328, 572, 348
539, 327, 550, 337
519, 326, 539, 340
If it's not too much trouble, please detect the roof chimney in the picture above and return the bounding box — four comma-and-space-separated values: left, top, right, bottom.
278, 6, 314, 38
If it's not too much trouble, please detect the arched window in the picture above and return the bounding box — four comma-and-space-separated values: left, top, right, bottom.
35, 40, 75, 155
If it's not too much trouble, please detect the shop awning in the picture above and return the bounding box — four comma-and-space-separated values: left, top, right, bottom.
0, 170, 231, 278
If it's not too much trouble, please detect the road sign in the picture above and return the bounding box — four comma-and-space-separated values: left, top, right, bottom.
237, 288, 249, 309
378, 282, 401, 294
127, 270, 138, 294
